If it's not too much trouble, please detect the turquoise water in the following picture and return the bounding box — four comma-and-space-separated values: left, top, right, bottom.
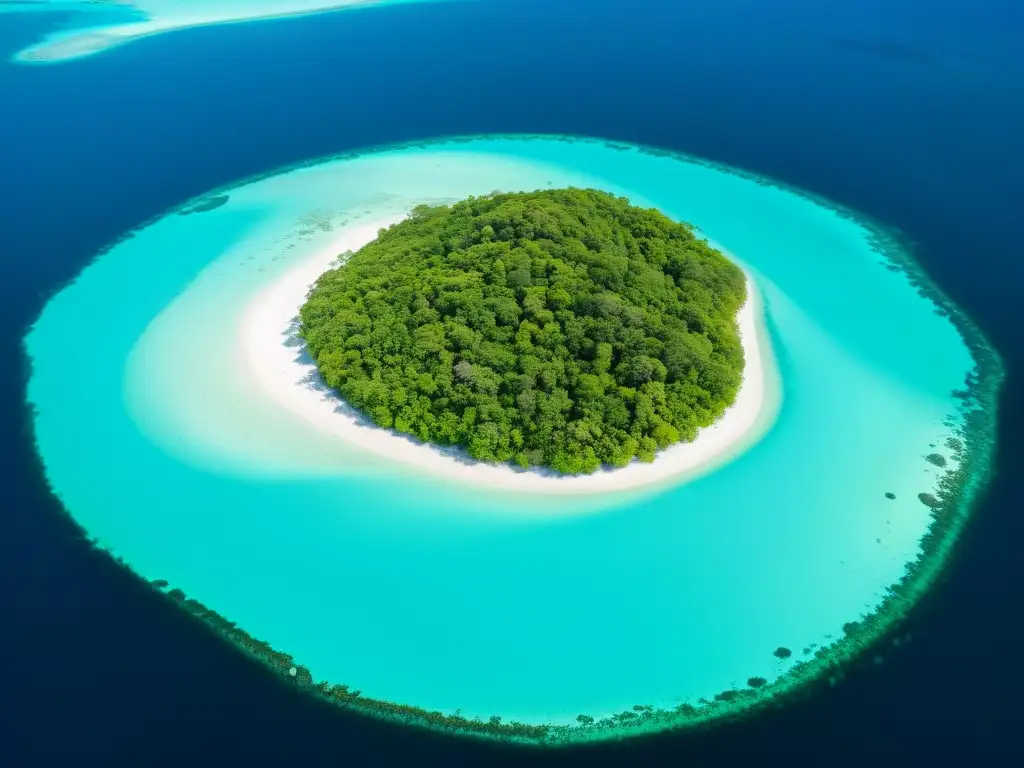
26, 136, 980, 735
3, 0, 442, 63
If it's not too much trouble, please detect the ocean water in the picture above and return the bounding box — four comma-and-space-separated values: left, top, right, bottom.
2, 0, 1023, 764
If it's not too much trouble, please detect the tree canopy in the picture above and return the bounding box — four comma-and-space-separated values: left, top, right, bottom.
299, 188, 747, 474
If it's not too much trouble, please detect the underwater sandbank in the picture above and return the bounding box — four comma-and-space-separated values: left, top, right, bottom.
241, 216, 777, 494
3, 0, 434, 64
25, 135, 1002, 743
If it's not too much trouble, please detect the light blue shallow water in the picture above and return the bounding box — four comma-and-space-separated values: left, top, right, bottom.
26, 136, 975, 725
2, 0, 444, 63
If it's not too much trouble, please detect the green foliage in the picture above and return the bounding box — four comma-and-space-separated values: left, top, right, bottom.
300, 188, 746, 473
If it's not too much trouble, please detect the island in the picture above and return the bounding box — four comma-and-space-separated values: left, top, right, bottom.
298, 189, 748, 474
27, 135, 1000, 744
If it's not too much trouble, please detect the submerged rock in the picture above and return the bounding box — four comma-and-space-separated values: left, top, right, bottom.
179, 195, 230, 215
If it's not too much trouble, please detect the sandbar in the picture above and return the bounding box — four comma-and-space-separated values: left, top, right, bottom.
241, 215, 780, 495
8, 0, 403, 64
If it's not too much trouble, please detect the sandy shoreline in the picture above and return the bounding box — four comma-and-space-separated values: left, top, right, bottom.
241, 216, 779, 494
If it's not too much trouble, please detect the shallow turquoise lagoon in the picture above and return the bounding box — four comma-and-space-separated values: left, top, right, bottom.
3, 0, 442, 63
26, 136, 991, 739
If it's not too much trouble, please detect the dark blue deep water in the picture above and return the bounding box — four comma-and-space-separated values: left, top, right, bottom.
1, 0, 1022, 763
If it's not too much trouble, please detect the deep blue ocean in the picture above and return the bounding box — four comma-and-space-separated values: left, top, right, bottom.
1, 0, 1022, 763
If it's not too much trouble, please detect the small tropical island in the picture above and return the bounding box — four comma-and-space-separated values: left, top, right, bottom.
298, 189, 748, 474
27, 135, 1002, 744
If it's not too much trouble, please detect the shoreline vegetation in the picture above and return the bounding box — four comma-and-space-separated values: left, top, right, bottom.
24, 135, 1005, 745
242, 212, 776, 495
298, 189, 751, 478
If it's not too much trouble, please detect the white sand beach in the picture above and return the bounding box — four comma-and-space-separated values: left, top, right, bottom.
241, 216, 779, 494
10, 0, 395, 63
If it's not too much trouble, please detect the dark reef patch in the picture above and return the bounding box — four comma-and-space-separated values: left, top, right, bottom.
178, 194, 230, 215
829, 38, 937, 64
131, 579, 786, 745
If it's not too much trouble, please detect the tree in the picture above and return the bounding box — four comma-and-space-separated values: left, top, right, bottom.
299, 188, 746, 474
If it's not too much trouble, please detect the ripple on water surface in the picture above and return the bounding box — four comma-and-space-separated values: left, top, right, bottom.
25, 136, 1000, 743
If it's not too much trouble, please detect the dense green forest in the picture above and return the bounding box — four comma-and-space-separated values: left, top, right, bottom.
299, 188, 747, 474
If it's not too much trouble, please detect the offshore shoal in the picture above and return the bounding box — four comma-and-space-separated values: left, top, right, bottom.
5, 0, 427, 64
